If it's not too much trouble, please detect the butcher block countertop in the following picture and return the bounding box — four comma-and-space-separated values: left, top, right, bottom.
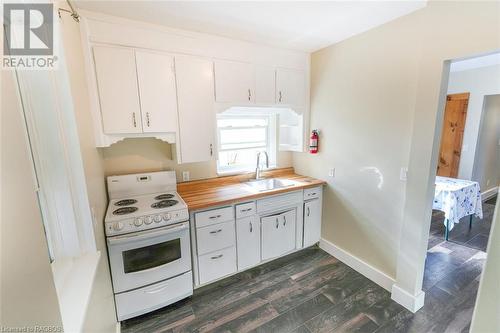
177, 167, 326, 211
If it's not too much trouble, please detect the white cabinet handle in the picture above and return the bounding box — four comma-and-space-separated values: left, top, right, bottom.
283, 215, 287, 226
132, 112, 137, 127
307, 207, 310, 217
209, 229, 222, 234
146, 112, 150, 127
275, 218, 279, 229
240, 208, 252, 213
249, 221, 253, 233
278, 91, 283, 103
248, 89, 251, 101
211, 254, 223, 260
209, 214, 221, 220
209, 144, 213, 156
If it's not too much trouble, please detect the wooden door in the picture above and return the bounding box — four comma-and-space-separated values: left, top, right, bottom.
93, 46, 143, 134
135, 51, 178, 133
437, 92, 470, 177
174, 56, 216, 164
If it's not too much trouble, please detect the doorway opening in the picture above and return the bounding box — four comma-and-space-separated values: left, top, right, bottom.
423, 52, 500, 331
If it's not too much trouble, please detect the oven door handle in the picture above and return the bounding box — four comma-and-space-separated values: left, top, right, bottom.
107, 223, 188, 245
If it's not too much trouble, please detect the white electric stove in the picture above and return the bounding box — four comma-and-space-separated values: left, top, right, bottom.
104, 171, 193, 321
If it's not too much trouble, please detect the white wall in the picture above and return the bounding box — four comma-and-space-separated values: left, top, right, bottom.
447, 64, 500, 179
471, 191, 499, 333
473, 94, 500, 194
1, 69, 63, 328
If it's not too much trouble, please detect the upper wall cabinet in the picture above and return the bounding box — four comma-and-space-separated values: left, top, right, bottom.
135, 51, 178, 134
255, 66, 277, 104
215, 61, 255, 104
175, 56, 216, 164
93, 46, 143, 134
276, 68, 306, 107
92, 46, 178, 144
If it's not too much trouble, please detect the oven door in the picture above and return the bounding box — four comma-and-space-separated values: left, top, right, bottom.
107, 222, 191, 293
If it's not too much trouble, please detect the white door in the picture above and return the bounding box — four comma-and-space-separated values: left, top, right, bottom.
236, 216, 260, 270
255, 66, 276, 104
135, 51, 178, 133
93, 46, 142, 134
276, 68, 305, 107
215, 60, 255, 103
174, 56, 216, 163
303, 199, 321, 247
261, 209, 296, 261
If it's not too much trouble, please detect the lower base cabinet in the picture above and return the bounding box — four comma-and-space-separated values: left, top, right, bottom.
261, 209, 296, 261
236, 216, 260, 270
198, 246, 236, 285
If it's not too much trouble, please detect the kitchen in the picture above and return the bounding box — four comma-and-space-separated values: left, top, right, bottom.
2, 1, 500, 332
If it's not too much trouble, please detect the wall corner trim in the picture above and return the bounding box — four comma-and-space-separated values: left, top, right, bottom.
391, 284, 425, 313
319, 238, 395, 291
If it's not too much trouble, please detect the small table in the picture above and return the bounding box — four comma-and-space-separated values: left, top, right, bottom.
433, 176, 483, 240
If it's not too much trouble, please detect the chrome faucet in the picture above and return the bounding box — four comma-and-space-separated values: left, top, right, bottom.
255, 151, 269, 180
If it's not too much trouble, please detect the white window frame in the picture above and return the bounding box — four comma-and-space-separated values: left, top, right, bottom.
216, 114, 277, 175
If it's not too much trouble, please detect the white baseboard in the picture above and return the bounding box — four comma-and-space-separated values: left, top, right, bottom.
319, 238, 395, 291
391, 284, 425, 313
482, 186, 498, 202
116, 322, 121, 333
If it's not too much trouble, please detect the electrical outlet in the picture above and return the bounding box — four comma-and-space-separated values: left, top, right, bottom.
182, 171, 190, 182
400, 167, 408, 181
329, 168, 335, 178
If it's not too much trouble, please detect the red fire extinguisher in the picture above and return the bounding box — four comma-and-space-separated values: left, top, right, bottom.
310, 130, 319, 154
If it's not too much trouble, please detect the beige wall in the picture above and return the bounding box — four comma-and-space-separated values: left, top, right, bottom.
294, 0, 500, 295
101, 138, 293, 181
1, 70, 62, 328
472, 94, 500, 192
58, 4, 117, 332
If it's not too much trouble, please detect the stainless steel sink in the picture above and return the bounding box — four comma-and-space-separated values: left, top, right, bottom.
244, 178, 296, 192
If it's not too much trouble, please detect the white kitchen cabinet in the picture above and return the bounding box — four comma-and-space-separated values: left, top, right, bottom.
135, 51, 178, 133
276, 68, 306, 107
255, 66, 276, 104
198, 246, 237, 285
303, 198, 321, 247
174, 56, 216, 164
236, 215, 260, 270
215, 60, 254, 104
93, 46, 142, 134
261, 209, 296, 261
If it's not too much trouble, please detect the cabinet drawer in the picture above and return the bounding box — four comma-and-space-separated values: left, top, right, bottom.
304, 187, 321, 200
257, 191, 302, 213
195, 207, 234, 228
235, 202, 256, 219
197, 220, 235, 255
198, 246, 237, 285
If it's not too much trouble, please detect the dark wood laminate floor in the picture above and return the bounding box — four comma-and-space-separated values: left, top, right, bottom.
122, 197, 496, 333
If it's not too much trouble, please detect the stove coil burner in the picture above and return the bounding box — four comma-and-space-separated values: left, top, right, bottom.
113, 207, 138, 215
151, 200, 178, 209
114, 199, 138, 206
154, 194, 175, 200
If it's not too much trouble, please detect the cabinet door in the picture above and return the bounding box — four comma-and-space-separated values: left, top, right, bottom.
215, 60, 255, 103
93, 46, 142, 134
276, 68, 305, 107
261, 209, 296, 261
236, 216, 260, 270
303, 199, 321, 247
135, 51, 178, 133
175, 56, 216, 163
255, 66, 276, 104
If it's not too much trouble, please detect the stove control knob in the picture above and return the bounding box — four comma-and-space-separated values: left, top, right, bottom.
154, 215, 162, 223
113, 222, 124, 231
134, 218, 144, 227
162, 213, 171, 221
144, 216, 152, 225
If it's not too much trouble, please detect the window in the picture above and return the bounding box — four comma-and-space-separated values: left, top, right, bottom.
217, 114, 276, 174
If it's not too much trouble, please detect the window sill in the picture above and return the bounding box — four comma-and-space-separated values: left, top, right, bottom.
51, 251, 101, 333
216, 166, 278, 177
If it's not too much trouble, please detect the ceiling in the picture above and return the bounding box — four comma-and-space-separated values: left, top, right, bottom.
74, 1, 427, 52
